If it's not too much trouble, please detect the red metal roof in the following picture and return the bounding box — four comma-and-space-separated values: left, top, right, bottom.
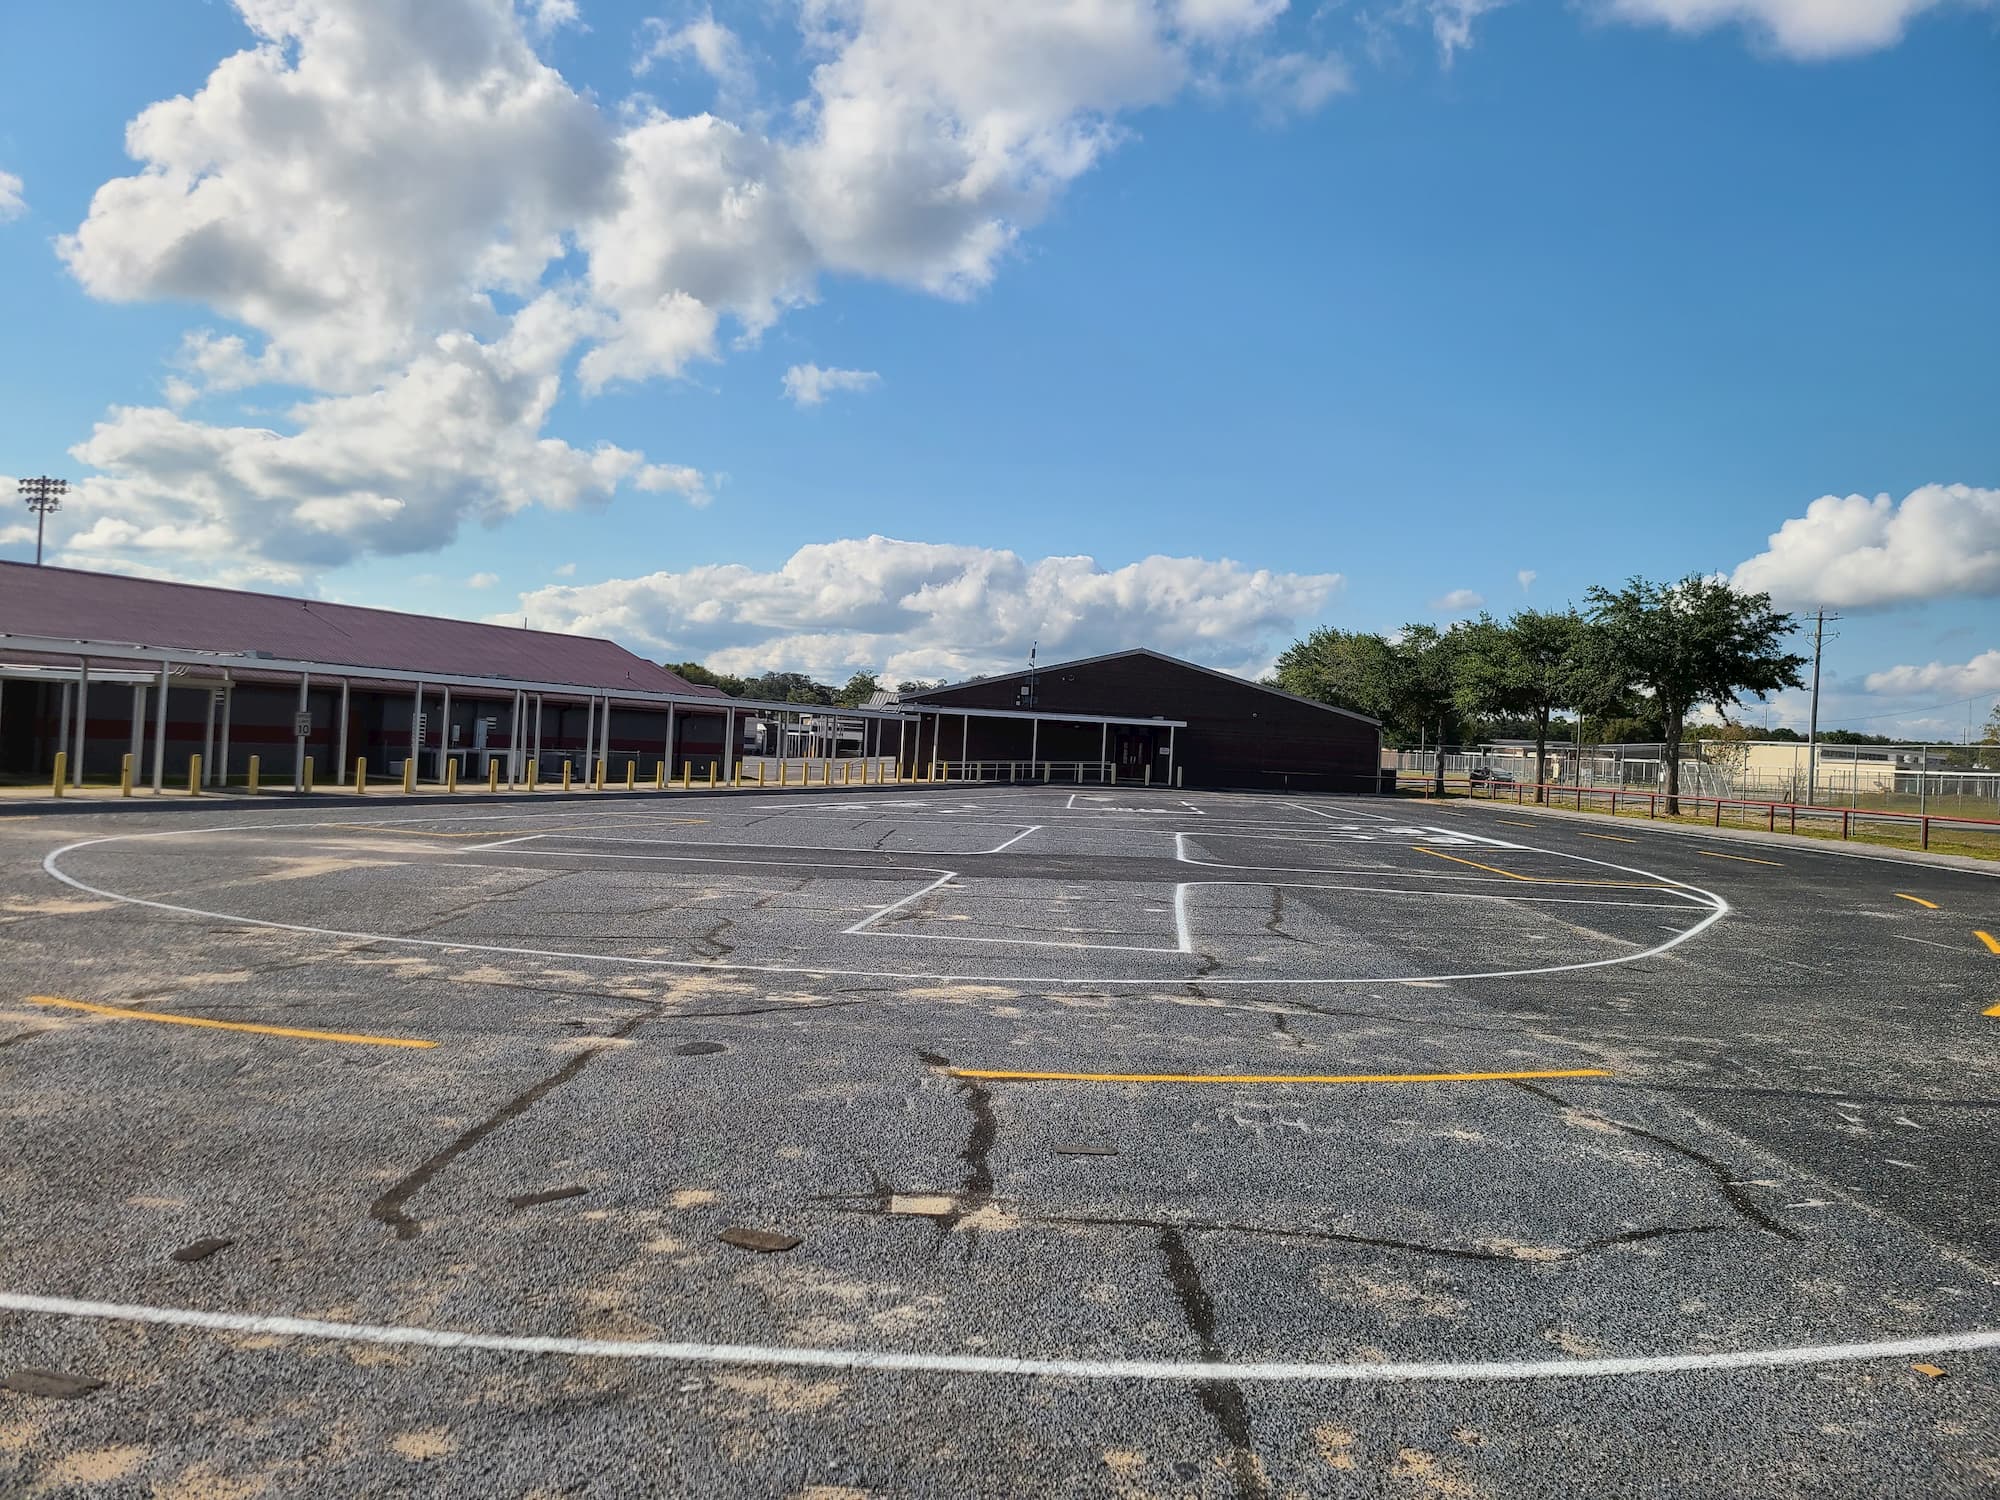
0, 560, 725, 697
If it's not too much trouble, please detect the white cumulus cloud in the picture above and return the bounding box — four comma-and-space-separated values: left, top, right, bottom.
1516, 569, 1537, 592
783, 364, 883, 406
512, 536, 1341, 682
467, 571, 500, 588
1597, 0, 1986, 59
1862, 650, 2000, 700
1430, 588, 1484, 613
1731, 483, 2000, 609
0, 170, 24, 221
48, 0, 1366, 582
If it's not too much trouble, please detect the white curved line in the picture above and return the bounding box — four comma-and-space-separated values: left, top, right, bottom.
0, 1292, 1992, 1384
38, 821, 1729, 988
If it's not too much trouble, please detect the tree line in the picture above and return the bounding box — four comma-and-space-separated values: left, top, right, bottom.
667, 665, 941, 709
1270, 574, 1810, 809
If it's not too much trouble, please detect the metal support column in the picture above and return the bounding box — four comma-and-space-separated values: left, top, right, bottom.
336, 679, 350, 782
201, 685, 217, 787
440, 685, 452, 785
56, 683, 70, 771
218, 683, 235, 786
73, 662, 90, 786
1166, 724, 1176, 785
665, 703, 676, 776
583, 696, 597, 782
1029, 717, 1039, 766
129, 684, 145, 774
153, 662, 171, 793
896, 717, 906, 776
294, 673, 311, 790
724, 708, 737, 784
409, 681, 423, 783
1099, 722, 1108, 780
599, 695, 612, 779
961, 712, 970, 771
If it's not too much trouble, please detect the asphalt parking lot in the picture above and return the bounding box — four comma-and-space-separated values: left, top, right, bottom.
1, 785, 1995, 1497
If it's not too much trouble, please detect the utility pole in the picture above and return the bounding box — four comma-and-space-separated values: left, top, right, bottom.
1804, 606, 1837, 807
18, 476, 68, 565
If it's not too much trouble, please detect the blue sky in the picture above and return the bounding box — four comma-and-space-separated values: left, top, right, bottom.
0, 0, 1994, 736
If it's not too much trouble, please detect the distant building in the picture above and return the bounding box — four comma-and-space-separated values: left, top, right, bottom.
899, 647, 1380, 791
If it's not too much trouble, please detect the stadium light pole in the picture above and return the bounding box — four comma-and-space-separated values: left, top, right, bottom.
18, 475, 68, 566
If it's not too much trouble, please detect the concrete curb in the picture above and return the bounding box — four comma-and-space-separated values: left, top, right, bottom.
1383, 792, 2000, 876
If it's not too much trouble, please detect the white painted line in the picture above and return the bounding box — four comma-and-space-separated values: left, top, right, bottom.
459, 833, 549, 852
39, 827, 1730, 987
462, 847, 945, 874
840, 871, 959, 937
863, 930, 1187, 954
1173, 882, 1194, 953
983, 825, 1043, 854
2, 1292, 1992, 1386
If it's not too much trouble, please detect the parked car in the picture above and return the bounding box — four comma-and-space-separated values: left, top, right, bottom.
1469, 765, 1516, 785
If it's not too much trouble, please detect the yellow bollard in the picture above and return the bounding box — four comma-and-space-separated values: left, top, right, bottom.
1043, 761, 1051, 782
402, 758, 416, 794
683, 761, 692, 789
51, 751, 66, 798
489, 761, 500, 793
189, 753, 203, 796
593, 761, 605, 792
758, 762, 767, 787
780, 759, 789, 786
655, 761, 666, 789
526, 760, 538, 791
626, 761, 636, 790
446, 759, 458, 793
1143, 765, 1150, 786
562, 761, 573, 792
120, 752, 134, 797
942, 761, 951, 783
247, 755, 259, 795
841, 762, 851, 786
708, 763, 717, 788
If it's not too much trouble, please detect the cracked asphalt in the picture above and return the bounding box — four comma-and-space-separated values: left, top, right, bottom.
0, 784, 1995, 1498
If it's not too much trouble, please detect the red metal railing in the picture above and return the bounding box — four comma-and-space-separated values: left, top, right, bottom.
1392, 773, 2000, 851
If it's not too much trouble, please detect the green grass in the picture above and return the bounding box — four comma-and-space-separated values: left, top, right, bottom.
1393, 775, 2000, 861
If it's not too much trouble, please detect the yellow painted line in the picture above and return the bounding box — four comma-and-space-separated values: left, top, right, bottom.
1496, 820, 1537, 827
948, 1067, 1610, 1085
1697, 851, 1783, 867
25, 996, 436, 1049
1984, 1002, 2000, 1018
1893, 894, 1939, 910
1412, 847, 1535, 881
1976, 931, 2000, 955
1408, 846, 1664, 891
319, 823, 540, 840
1578, 832, 1639, 844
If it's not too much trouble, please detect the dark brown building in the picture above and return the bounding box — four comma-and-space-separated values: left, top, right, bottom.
899, 648, 1380, 792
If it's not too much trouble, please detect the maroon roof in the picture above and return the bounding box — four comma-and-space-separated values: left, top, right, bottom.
0, 560, 725, 697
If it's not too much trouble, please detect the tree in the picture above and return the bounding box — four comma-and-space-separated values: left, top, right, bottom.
668, 661, 747, 696
835, 671, 880, 708
1452, 609, 1600, 803
896, 679, 941, 695
1271, 628, 1399, 727
1586, 576, 1806, 814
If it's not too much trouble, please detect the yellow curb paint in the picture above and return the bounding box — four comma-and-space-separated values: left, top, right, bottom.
1893, 894, 1940, 910
1976, 931, 2000, 955
1697, 851, 1783, 867
948, 1067, 1610, 1086
25, 996, 435, 1050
